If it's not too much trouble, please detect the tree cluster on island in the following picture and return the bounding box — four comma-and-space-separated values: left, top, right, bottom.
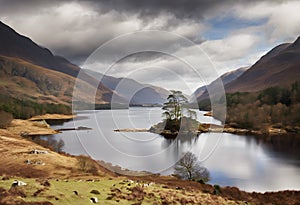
150, 90, 201, 138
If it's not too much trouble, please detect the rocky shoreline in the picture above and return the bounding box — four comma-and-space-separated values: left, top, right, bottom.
6, 114, 79, 137
116, 122, 300, 141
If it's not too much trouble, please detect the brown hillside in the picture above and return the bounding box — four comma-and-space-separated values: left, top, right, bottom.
226, 37, 300, 93
0, 21, 79, 78
0, 55, 116, 105
0, 21, 125, 106
194, 66, 248, 101
0, 129, 113, 178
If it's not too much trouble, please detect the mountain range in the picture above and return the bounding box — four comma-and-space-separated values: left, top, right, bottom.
1, 20, 299, 111
84, 70, 169, 105
193, 66, 248, 101
194, 36, 300, 101
226, 36, 300, 93
0, 21, 168, 107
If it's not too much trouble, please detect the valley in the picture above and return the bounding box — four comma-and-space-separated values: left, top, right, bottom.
0, 1, 300, 203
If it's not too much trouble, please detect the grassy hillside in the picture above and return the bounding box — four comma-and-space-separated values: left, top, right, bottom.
0, 177, 248, 205
226, 37, 300, 93
0, 55, 118, 118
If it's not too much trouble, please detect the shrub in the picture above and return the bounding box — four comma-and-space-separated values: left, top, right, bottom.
0, 110, 13, 128
213, 185, 222, 195
77, 155, 98, 175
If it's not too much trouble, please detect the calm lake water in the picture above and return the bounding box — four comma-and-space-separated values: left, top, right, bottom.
51, 107, 300, 192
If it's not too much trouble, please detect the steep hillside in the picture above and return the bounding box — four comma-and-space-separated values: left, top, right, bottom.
226, 37, 300, 93
0, 21, 79, 77
193, 67, 248, 101
0, 21, 127, 115
84, 70, 169, 105
0, 55, 122, 117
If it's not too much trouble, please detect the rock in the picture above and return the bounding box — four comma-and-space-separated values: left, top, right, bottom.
268, 128, 287, 135
204, 111, 213, 116
90, 190, 100, 195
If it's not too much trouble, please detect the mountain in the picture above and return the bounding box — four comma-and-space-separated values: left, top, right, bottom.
0, 21, 114, 87
84, 70, 169, 105
193, 67, 248, 101
226, 37, 300, 93
0, 55, 111, 104
0, 21, 125, 110
0, 21, 79, 77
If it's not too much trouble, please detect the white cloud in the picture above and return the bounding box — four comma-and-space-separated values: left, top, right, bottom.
1, 0, 299, 94
234, 1, 300, 42
1, 1, 207, 64
2, 2, 144, 62
201, 34, 259, 61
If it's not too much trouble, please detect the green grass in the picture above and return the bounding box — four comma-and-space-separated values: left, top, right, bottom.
0, 177, 158, 204
0, 176, 245, 205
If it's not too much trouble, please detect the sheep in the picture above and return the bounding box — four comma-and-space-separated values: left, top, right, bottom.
11, 180, 27, 187
90, 197, 98, 203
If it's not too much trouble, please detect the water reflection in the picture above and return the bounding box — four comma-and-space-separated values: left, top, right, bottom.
161, 133, 199, 149
32, 135, 65, 153
50, 108, 300, 192
253, 134, 300, 158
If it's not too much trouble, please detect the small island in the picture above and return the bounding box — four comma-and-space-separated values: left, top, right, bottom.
150, 90, 202, 139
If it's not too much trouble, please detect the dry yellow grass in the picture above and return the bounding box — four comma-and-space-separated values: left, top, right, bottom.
0, 127, 111, 179
6, 119, 58, 136
0, 55, 110, 105
28, 114, 75, 121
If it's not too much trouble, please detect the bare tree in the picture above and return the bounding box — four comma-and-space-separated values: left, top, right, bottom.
174, 152, 209, 182
56, 139, 65, 153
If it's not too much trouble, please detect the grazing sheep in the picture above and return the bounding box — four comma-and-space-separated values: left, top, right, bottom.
11, 180, 27, 187
30, 149, 48, 154
90, 197, 98, 203
25, 159, 31, 164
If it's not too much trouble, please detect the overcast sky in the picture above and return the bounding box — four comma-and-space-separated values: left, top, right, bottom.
1, 0, 300, 94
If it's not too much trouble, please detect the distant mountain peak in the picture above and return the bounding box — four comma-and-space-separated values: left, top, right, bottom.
193, 66, 248, 101
286, 36, 300, 51
294, 36, 300, 44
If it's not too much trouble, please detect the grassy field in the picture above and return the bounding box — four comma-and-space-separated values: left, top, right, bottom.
0, 177, 126, 204
0, 176, 245, 205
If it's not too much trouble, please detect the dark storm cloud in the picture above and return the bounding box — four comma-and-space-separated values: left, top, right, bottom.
0, 0, 59, 14
0, 0, 218, 19
0, 0, 258, 64
90, 0, 222, 19
1, 0, 299, 90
